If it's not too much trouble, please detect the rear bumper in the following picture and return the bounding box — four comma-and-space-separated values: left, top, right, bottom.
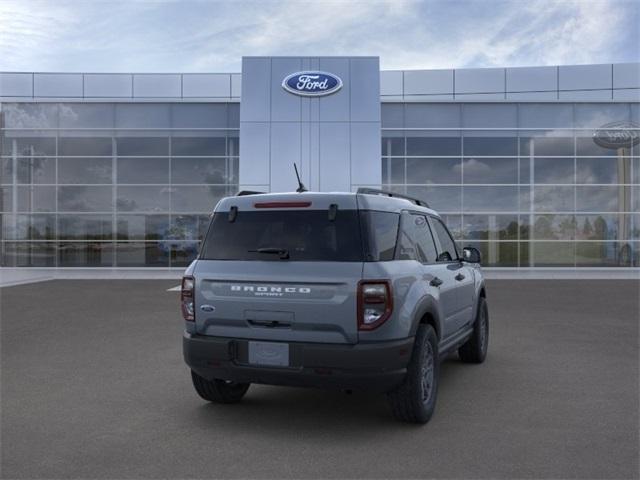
183, 332, 414, 393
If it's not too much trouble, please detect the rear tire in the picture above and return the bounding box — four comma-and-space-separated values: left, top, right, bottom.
387, 324, 439, 424
458, 297, 489, 364
191, 371, 250, 404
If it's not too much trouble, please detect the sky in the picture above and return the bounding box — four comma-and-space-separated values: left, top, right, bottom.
0, 0, 638, 73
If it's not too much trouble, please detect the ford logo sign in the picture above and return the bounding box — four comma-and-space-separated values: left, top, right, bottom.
282, 71, 342, 97
593, 121, 640, 149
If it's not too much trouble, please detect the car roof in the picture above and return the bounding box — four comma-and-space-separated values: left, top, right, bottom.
214, 191, 440, 217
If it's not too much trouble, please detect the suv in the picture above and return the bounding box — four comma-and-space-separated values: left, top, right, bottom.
182, 188, 488, 423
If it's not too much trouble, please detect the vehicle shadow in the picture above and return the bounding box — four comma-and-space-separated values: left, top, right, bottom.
184, 356, 467, 435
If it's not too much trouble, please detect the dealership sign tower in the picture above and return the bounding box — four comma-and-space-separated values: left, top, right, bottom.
239, 56, 381, 193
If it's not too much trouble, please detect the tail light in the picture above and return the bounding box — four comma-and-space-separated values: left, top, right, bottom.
357, 280, 393, 330
181, 276, 195, 321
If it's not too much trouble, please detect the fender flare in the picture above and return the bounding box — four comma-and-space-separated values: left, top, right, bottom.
409, 295, 443, 339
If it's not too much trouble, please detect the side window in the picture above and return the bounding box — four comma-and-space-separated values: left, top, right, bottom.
360, 211, 400, 261
430, 217, 458, 262
397, 213, 438, 263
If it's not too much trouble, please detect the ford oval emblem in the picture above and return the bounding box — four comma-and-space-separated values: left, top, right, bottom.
593, 121, 640, 149
282, 71, 343, 97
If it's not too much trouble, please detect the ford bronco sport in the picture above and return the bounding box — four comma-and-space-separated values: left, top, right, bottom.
182, 188, 488, 423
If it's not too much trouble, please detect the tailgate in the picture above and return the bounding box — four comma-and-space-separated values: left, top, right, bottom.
194, 260, 363, 344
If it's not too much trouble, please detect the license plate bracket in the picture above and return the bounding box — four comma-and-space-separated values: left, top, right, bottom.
248, 341, 290, 367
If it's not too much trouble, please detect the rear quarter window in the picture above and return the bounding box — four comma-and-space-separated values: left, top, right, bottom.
360, 211, 400, 261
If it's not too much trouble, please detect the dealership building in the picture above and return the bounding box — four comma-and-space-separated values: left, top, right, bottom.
0, 57, 639, 271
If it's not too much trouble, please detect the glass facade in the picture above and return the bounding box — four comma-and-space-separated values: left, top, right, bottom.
0, 102, 239, 267
382, 103, 640, 267
1, 100, 638, 268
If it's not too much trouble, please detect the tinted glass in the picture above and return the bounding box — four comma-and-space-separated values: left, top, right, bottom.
115, 242, 169, 267
462, 158, 518, 184
58, 186, 112, 212
117, 215, 169, 240
17, 157, 56, 184
397, 214, 435, 262
117, 157, 169, 184
406, 158, 461, 184
116, 137, 168, 156
58, 215, 113, 240
171, 158, 229, 184
171, 137, 226, 156
430, 217, 458, 261
201, 210, 363, 262
406, 137, 461, 156
1, 137, 56, 156
360, 211, 399, 261
116, 186, 170, 212
58, 137, 112, 156
534, 158, 574, 184
58, 158, 112, 184
464, 137, 518, 156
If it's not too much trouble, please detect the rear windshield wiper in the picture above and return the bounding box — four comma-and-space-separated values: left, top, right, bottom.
248, 247, 290, 260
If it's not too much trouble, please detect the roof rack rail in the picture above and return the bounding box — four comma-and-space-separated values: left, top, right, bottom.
356, 187, 429, 208
236, 190, 265, 196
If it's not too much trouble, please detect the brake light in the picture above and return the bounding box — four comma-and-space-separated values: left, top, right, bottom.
357, 280, 393, 330
181, 276, 195, 321
254, 201, 312, 208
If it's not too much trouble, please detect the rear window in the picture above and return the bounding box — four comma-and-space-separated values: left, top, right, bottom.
201, 210, 363, 261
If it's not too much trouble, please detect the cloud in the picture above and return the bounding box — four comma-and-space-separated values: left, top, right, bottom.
0, 0, 637, 72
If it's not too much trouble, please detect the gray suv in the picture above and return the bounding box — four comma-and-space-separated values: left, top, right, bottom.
182, 188, 488, 423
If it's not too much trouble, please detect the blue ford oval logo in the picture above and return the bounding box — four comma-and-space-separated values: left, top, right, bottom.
282, 71, 343, 97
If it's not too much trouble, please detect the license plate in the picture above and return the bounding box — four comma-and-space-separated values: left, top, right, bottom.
248, 341, 289, 367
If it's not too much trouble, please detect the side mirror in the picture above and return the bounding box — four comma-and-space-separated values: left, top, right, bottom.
462, 246, 481, 264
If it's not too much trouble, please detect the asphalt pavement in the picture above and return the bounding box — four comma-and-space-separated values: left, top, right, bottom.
1, 279, 638, 479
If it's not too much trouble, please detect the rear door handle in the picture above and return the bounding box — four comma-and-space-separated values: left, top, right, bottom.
455, 273, 465, 281
429, 277, 443, 287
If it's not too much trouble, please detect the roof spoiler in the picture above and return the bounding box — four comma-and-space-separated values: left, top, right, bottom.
357, 188, 429, 208
236, 190, 265, 196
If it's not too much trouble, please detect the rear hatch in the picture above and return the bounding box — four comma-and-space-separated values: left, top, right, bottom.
193, 193, 363, 344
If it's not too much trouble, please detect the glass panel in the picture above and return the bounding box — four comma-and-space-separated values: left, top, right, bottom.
386, 158, 404, 184
463, 137, 518, 156
0, 158, 11, 183
59, 104, 114, 128
463, 104, 517, 128
2, 104, 58, 128
228, 104, 240, 128
169, 241, 200, 267
116, 186, 170, 212
2, 242, 56, 267
58, 158, 112, 184
16, 157, 55, 184
532, 214, 576, 240
397, 213, 437, 263
533, 186, 575, 212
534, 158, 574, 184
441, 214, 462, 240
171, 186, 228, 213
171, 104, 228, 128
1, 136, 56, 156
576, 137, 619, 157
58, 243, 114, 267
576, 157, 628, 184
171, 157, 229, 184
114, 104, 170, 128
463, 241, 518, 267
531, 242, 575, 266
574, 104, 630, 128
463, 215, 519, 240
115, 242, 169, 267
170, 215, 212, 240
58, 214, 112, 240
519, 136, 574, 156
5, 214, 55, 240
576, 186, 625, 212
463, 186, 519, 212
381, 103, 404, 128
575, 242, 634, 267
519, 157, 531, 184
575, 214, 628, 241
116, 157, 169, 184
171, 137, 226, 156
406, 158, 461, 184
58, 137, 112, 156
0, 186, 12, 211
462, 157, 517, 184
58, 186, 112, 212
406, 136, 461, 156
116, 137, 168, 156
17, 186, 56, 212
116, 215, 169, 240
406, 186, 462, 213
405, 104, 461, 128
360, 211, 400, 261
518, 104, 573, 129
429, 217, 458, 261
381, 136, 404, 156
